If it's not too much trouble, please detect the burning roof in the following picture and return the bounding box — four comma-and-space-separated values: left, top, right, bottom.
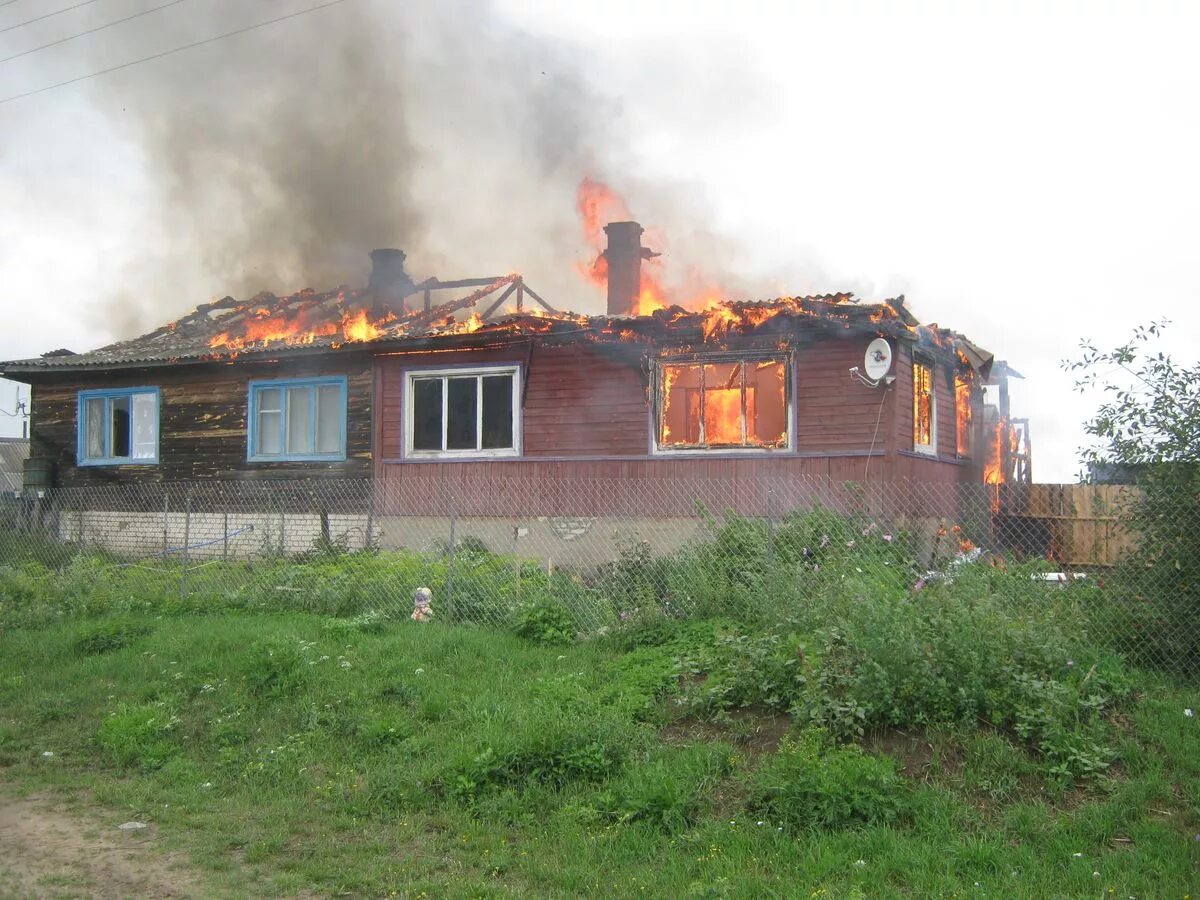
0, 190, 996, 376
0, 276, 994, 378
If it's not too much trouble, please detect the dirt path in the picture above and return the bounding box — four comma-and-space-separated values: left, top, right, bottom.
0, 791, 203, 899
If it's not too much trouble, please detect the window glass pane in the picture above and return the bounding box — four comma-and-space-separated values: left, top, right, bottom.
747, 360, 788, 447
316, 385, 343, 454
481, 375, 514, 450
702, 362, 743, 446
131, 392, 157, 459
256, 386, 283, 455
661, 363, 701, 446
110, 396, 132, 458
446, 377, 478, 450
913, 362, 934, 447
286, 386, 314, 454
84, 397, 105, 459
412, 379, 443, 450
257, 387, 282, 413
258, 410, 282, 455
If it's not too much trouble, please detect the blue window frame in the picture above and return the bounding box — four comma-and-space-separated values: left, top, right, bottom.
77, 387, 160, 466
248, 376, 348, 462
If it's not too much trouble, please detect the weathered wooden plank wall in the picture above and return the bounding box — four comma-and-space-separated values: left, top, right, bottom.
30, 354, 374, 486
1013, 483, 1143, 566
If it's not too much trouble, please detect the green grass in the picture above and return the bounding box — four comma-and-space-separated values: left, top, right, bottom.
0, 611, 1197, 898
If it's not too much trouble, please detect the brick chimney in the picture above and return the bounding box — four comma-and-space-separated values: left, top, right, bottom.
368, 248, 416, 314
603, 222, 657, 316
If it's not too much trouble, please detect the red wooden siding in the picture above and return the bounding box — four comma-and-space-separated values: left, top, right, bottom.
524, 346, 647, 456
376, 345, 648, 460
376, 456, 967, 519
935, 361, 955, 459
376, 336, 984, 508
795, 341, 892, 453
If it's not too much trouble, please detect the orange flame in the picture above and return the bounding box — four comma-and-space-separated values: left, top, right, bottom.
209, 309, 338, 350
575, 178, 726, 316
341, 308, 388, 342
658, 360, 788, 449
954, 375, 973, 457
983, 416, 1007, 486
577, 177, 631, 245
209, 300, 401, 351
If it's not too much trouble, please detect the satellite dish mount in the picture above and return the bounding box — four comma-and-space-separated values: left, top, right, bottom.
850, 338, 895, 388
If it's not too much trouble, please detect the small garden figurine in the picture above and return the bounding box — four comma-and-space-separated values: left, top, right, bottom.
411, 587, 433, 622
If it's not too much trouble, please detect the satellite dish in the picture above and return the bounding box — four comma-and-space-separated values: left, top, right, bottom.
863, 338, 893, 381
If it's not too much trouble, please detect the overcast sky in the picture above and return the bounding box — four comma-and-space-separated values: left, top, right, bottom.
1, 0, 1197, 481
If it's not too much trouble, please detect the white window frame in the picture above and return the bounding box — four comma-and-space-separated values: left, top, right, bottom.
912, 356, 938, 456
403, 364, 522, 459
650, 354, 793, 455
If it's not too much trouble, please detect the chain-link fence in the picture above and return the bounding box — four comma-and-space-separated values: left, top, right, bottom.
0, 474, 1196, 674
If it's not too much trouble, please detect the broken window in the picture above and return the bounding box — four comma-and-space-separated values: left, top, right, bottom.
955, 375, 973, 458
249, 377, 347, 461
78, 388, 159, 465
657, 357, 789, 451
912, 358, 936, 453
407, 366, 519, 457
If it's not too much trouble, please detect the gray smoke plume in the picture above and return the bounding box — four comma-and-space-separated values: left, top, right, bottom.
81, 0, 607, 334
78, 0, 800, 337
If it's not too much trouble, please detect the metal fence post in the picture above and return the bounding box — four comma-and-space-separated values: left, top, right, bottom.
766, 486, 775, 574
180, 492, 192, 597
162, 489, 169, 559
446, 492, 457, 621
512, 525, 522, 602
364, 480, 375, 552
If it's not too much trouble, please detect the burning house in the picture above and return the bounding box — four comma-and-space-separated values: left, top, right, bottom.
0, 212, 1029, 557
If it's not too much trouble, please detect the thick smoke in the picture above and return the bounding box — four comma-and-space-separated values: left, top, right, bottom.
84, 0, 786, 337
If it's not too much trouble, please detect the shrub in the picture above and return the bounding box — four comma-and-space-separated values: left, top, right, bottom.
1108, 466, 1200, 672
1064, 324, 1200, 672
514, 599, 576, 645
748, 731, 908, 831
682, 560, 1130, 780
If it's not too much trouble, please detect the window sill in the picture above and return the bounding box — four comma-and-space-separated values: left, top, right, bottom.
651, 446, 793, 457
404, 451, 521, 462
897, 449, 969, 466
78, 458, 159, 467
247, 455, 348, 464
